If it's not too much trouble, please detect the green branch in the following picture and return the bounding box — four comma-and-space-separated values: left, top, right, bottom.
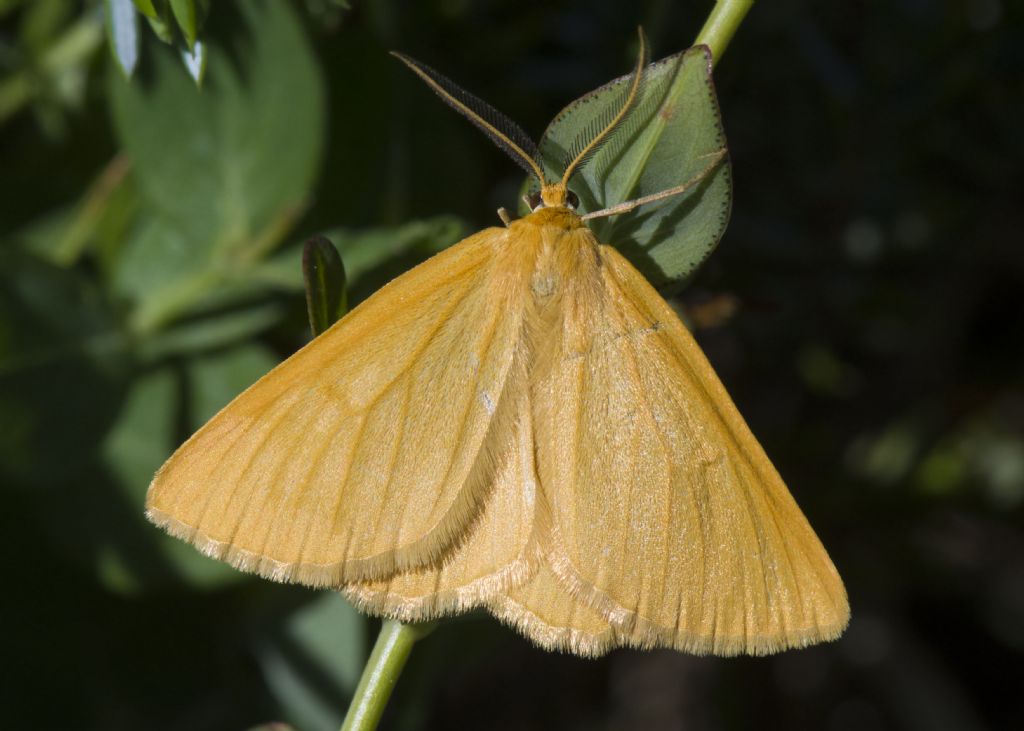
694, 0, 755, 66
340, 620, 436, 731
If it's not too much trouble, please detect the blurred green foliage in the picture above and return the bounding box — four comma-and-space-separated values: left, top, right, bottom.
2, 1, 1023, 730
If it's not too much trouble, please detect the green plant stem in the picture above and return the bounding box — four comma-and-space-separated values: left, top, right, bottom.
694, 0, 755, 65
54, 154, 132, 266
340, 620, 435, 731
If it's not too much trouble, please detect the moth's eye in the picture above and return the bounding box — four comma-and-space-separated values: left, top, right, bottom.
526, 191, 543, 211
566, 190, 580, 210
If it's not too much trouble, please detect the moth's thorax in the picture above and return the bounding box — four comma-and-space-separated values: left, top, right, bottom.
509, 206, 601, 300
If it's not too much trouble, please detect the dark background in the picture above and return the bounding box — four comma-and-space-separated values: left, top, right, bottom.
2, 1, 1022, 729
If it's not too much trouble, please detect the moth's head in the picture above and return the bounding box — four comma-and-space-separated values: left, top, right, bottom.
525, 184, 580, 213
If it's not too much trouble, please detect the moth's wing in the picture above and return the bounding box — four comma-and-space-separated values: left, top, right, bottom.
147, 227, 532, 586
341, 375, 538, 619
340, 384, 618, 645
534, 244, 849, 655
338, 358, 614, 655
487, 563, 617, 658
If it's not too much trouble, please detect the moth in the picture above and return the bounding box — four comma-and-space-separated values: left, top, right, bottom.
148, 32, 849, 657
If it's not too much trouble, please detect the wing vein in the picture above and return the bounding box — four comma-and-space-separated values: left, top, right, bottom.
252, 400, 334, 563
217, 394, 316, 552
755, 473, 806, 634
727, 456, 777, 642
331, 411, 370, 567
292, 413, 351, 571
379, 371, 415, 555
765, 479, 819, 626
171, 398, 277, 533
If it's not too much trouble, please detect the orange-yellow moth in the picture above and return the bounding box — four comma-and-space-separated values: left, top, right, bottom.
147, 32, 849, 657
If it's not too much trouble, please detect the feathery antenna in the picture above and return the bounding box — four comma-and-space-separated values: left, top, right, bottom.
560, 28, 649, 187
391, 52, 546, 184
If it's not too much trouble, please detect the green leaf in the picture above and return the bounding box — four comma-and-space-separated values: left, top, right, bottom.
110, 214, 216, 331
538, 45, 732, 285
257, 594, 365, 731
0, 249, 129, 487
168, 0, 201, 48
105, 0, 140, 78
303, 236, 348, 337
180, 36, 206, 85
134, 0, 174, 42
144, 16, 174, 44
131, 0, 161, 19
109, 0, 323, 238
108, 0, 324, 328
109, 0, 323, 237
139, 302, 285, 362
111, 213, 300, 335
